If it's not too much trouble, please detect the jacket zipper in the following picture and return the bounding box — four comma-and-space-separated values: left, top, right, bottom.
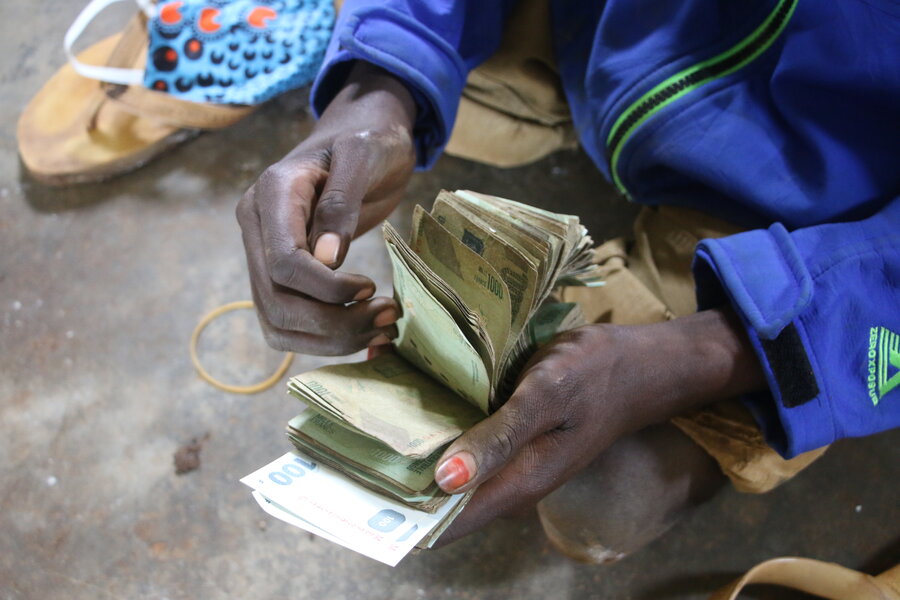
605, 0, 799, 197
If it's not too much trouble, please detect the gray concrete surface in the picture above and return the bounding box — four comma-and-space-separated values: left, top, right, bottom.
1, 3, 898, 599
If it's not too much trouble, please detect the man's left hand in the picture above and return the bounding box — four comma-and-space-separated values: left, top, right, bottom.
431, 307, 765, 546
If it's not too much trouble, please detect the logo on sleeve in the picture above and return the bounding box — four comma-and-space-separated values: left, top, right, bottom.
867, 327, 900, 406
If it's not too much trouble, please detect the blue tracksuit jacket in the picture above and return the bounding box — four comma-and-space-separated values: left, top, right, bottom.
310, 0, 900, 459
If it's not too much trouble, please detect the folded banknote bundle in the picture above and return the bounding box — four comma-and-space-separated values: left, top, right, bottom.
243, 190, 602, 565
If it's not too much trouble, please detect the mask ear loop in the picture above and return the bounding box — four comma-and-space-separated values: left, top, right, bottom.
64, 0, 157, 85
190, 301, 294, 394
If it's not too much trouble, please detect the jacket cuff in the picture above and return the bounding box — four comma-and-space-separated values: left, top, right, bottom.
693, 225, 833, 457
310, 6, 467, 169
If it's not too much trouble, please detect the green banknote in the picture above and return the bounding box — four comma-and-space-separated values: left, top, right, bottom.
288, 411, 443, 493
430, 192, 539, 338
288, 353, 484, 458
383, 222, 496, 387
386, 239, 493, 412
410, 205, 512, 366
286, 411, 452, 513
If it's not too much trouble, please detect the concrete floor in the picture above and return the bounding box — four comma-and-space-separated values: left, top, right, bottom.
1, 4, 898, 599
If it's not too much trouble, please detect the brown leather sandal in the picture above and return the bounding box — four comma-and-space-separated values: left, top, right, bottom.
17, 13, 253, 185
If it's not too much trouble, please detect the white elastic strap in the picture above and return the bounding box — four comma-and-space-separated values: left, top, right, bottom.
64, 0, 158, 86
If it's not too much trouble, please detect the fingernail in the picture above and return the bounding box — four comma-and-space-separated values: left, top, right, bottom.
368, 333, 391, 347
314, 232, 341, 266
373, 307, 398, 328
435, 453, 473, 492
353, 286, 375, 302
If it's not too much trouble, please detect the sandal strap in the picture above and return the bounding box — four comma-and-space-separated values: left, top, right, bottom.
74, 6, 253, 129
104, 84, 255, 129
709, 557, 899, 600
65, 0, 154, 85
84, 14, 148, 133
103, 10, 148, 70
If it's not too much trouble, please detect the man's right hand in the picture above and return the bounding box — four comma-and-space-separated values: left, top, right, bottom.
237, 62, 417, 355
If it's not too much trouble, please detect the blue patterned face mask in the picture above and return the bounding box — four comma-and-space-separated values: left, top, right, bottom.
66, 0, 335, 105
145, 0, 334, 104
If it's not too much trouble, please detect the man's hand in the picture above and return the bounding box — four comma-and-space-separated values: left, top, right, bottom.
432, 307, 765, 545
237, 62, 417, 355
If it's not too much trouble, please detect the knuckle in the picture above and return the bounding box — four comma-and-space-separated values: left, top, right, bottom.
550, 372, 581, 420
535, 361, 579, 397
264, 302, 293, 331
331, 340, 363, 356
316, 191, 351, 218
235, 194, 252, 224
288, 147, 331, 171
318, 334, 362, 356
316, 277, 353, 304
269, 254, 300, 287
248, 167, 286, 209
258, 163, 288, 186
517, 449, 553, 497
267, 302, 330, 336
352, 317, 375, 336
517, 365, 581, 427
487, 418, 521, 461
318, 289, 346, 305
261, 327, 290, 353
552, 368, 580, 398
258, 297, 281, 325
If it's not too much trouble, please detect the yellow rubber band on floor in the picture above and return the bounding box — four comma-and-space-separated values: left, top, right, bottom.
190, 300, 294, 394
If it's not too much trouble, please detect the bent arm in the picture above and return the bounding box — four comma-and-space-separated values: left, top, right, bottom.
694, 196, 900, 457
311, 0, 518, 168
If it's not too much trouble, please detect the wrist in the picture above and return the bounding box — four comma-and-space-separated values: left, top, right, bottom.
618, 307, 765, 430
321, 61, 417, 133
678, 306, 766, 400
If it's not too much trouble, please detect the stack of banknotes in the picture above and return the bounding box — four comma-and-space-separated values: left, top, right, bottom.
242, 190, 603, 565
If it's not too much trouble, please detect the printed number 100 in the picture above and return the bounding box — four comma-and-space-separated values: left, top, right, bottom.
269, 456, 317, 485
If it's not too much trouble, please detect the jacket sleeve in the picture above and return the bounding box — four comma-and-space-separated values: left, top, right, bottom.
693, 197, 900, 458
310, 0, 517, 169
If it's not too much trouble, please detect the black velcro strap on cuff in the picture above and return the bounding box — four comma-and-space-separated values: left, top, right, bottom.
759, 323, 819, 408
